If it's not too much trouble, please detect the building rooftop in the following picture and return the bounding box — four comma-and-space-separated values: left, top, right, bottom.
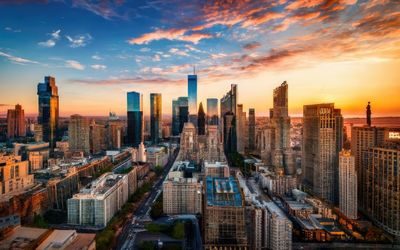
76, 172, 125, 197
36, 230, 77, 250
206, 176, 243, 207
0, 226, 48, 250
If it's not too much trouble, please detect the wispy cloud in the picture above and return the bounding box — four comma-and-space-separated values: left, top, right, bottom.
65, 60, 85, 70
169, 48, 189, 57
91, 54, 102, 60
91, 64, 106, 70
71, 0, 127, 20
4, 27, 21, 32
128, 28, 212, 45
66, 33, 92, 48
243, 42, 261, 50
38, 29, 61, 47
0, 51, 38, 65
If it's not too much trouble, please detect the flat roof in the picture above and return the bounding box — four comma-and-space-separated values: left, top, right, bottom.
0, 226, 48, 249
206, 176, 243, 207
64, 233, 95, 250
36, 230, 77, 250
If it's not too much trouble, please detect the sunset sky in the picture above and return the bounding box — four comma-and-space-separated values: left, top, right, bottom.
0, 0, 399, 118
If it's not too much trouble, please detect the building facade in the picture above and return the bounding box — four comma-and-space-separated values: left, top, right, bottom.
188, 74, 198, 126
0, 154, 34, 195
127, 91, 143, 147
220, 84, 237, 154
37, 76, 59, 149
302, 103, 343, 204
150, 93, 162, 144
7, 104, 26, 139
197, 102, 206, 135
339, 150, 357, 219
68, 115, 90, 154
248, 108, 256, 152
207, 98, 219, 125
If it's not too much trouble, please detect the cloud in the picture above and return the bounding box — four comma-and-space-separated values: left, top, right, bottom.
92, 55, 102, 60
139, 47, 151, 52
169, 48, 189, 56
71, 0, 126, 20
91, 64, 107, 70
66, 33, 92, 48
152, 54, 161, 62
4, 27, 21, 32
69, 76, 185, 86
0, 51, 38, 65
38, 29, 61, 47
243, 42, 261, 50
128, 28, 212, 44
65, 60, 85, 70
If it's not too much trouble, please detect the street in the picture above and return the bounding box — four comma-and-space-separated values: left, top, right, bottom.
117, 147, 179, 250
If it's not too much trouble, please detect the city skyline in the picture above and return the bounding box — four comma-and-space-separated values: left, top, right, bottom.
1, 1, 399, 117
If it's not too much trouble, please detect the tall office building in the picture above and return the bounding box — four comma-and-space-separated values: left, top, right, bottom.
204, 176, 248, 248
172, 97, 189, 136
150, 93, 162, 144
127, 91, 143, 147
179, 123, 198, 162
248, 108, 256, 152
37, 76, 59, 149
68, 115, 90, 154
339, 150, 357, 219
236, 104, 247, 154
188, 74, 197, 126
220, 84, 237, 154
90, 121, 107, 154
207, 98, 218, 125
197, 102, 206, 135
7, 104, 26, 139
302, 103, 343, 204
264, 201, 293, 250
362, 139, 400, 237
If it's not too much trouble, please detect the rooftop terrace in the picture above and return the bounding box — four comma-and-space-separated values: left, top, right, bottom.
206, 176, 243, 207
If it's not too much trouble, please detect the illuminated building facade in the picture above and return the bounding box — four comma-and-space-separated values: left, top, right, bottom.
127, 91, 143, 147
207, 98, 218, 125
150, 93, 162, 144
188, 74, 197, 126
339, 150, 357, 219
7, 104, 26, 139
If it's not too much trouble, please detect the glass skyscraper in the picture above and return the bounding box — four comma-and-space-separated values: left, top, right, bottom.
188, 74, 197, 126
206, 98, 218, 125
37, 76, 59, 149
150, 93, 162, 144
127, 91, 143, 147
172, 96, 188, 136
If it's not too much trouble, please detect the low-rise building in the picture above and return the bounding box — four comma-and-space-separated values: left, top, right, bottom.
146, 146, 168, 167
0, 154, 34, 195
204, 161, 229, 178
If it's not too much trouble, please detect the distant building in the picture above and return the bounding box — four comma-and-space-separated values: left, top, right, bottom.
68, 114, 90, 155
127, 91, 143, 147
179, 123, 198, 162
197, 102, 206, 135
163, 177, 202, 215
146, 146, 168, 167
339, 150, 357, 219
248, 108, 256, 152
188, 74, 198, 126
205, 125, 224, 162
14, 142, 49, 171
259, 170, 297, 196
172, 97, 189, 136
0, 154, 34, 195
207, 98, 218, 125
67, 173, 129, 228
37, 76, 59, 149
7, 104, 26, 139
204, 176, 248, 248
302, 103, 343, 204
237, 104, 248, 154
220, 84, 237, 154
34, 124, 43, 142
204, 161, 229, 178
90, 120, 107, 154
150, 93, 162, 144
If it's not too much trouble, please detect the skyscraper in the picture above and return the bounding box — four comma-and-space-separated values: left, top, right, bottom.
220, 84, 237, 154
37, 76, 59, 149
68, 114, 90, 154
179, 123, 198, 162
7, 104, 26, 139
197, 102, 205, 135
206, 98, 218, 125
302, 103, 343, 204
127, 91, 143, 147
236, 104, 247, 154
248, 108, 256, 152
172, 97, 188, 136
150, 93, 162, 144
188, 74, 197, 126
271, 81, 294, 175
339, 150, 357, 219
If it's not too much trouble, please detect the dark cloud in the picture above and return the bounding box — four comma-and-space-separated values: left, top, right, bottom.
243, 42, 261, 50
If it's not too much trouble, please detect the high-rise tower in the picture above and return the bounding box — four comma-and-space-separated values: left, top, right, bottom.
302, 103, 343, 204
221, 84, 237, 154
37, 76, 59, 149
127, 91, 143, 147
150, 93, 162, 144
7, 104, 26, 139
188, 72, 197, 126
206, 98, 218, 125
248, 108, 256, 151
197, 102, 205, 135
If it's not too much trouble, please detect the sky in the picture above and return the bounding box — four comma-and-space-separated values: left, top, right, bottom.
0, 0, 399, 118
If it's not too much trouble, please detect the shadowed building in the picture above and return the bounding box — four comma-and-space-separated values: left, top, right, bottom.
172, 97, 189, 136
188, 74, 197, 126
198, 102, 205, 135
339, 150, 357, 219
207, 98, 219, 125
220, 84, 237, 154
248, 108, 256, 152
68, 114, 90, 155
37, 76, 59, 149
127, 91, 143, 147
